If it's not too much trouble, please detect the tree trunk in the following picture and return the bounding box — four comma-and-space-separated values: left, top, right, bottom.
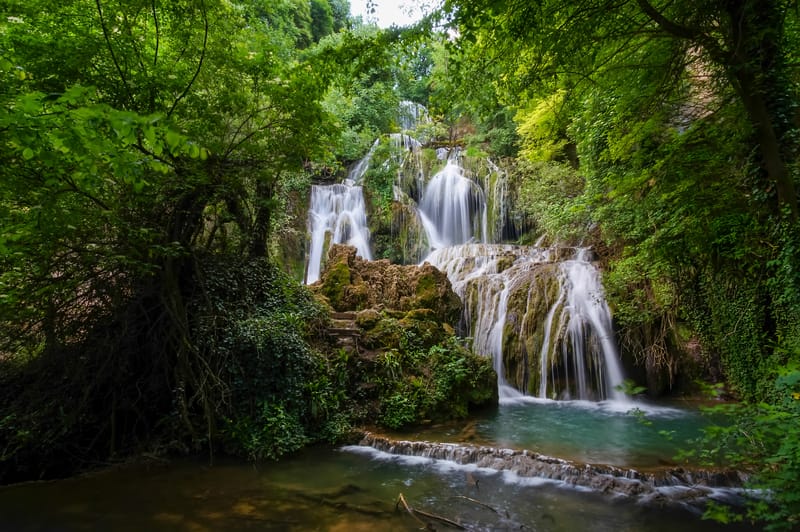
249, 178, 275, 258
733, 70, 799, 219
724, 0, 798, 219
639, 0, 799, 219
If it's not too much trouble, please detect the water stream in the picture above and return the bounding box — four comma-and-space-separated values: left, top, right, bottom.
279, 105, 748, 526
0, 444, 748, 532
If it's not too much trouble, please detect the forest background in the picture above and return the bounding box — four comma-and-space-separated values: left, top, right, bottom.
1, 0, 798, 528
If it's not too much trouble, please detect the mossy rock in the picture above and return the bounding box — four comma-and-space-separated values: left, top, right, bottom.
398, 317, 447, 349
403, 308, 437, 321
343, 283, 371, 310
319, 260, 351, 311
361, 316, 403, 350
355, 309, 381, 330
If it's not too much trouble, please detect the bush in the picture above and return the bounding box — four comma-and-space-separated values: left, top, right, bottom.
684, 363, 800, 530
375, 333, 497, 429
223, 402, 308, 461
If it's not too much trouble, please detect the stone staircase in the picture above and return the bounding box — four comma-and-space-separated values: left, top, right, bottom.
327, 311, 359, 348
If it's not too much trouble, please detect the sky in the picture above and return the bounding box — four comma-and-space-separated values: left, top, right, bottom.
349, 0, 429, 28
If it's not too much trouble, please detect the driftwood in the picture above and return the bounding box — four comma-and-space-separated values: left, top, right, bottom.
454, 495, 499, 514
396, 492, 466, 530
412, 507, 466, 529
396, 493, 432, 529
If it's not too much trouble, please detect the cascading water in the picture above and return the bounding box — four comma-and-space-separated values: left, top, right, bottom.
425, 244, 627, 402
304, 101, 627, 401
305, 184, 372, 284
418, 161, 488, 250
304, 141, 379, 285
558, 249, 627, 401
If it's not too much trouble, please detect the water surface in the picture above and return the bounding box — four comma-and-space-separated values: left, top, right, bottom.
398, 398, 716, 468
0, 444, 748, 532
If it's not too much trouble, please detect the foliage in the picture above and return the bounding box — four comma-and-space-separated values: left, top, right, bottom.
0, 0, 389, 481
515, 160, 588, 245
224, 402, 308, 461
680, 365, 800, 529
373, 328, 497, 429
516, 90, 570, 162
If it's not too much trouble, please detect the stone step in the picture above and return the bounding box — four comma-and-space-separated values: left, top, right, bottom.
331, 312, 356, 320
327, 327, 361, 337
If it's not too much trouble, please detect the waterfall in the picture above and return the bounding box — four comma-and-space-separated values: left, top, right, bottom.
425, 244, 627, 401
305, 184, 372, 284
418, 162, 488, 250
398, 100, 430, 133
304, 138, 381, 284
304, 101, 628, 401
560, 250, 627, 401
345, 139, 379, 185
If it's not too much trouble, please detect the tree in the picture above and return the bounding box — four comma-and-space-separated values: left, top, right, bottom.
444, 0, 799, 218
310, 0, 335, 42
0, 0, 349, 479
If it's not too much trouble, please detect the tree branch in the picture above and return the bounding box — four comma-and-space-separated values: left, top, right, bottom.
152, 0, 160, 67
168, 0, 208, 118
636, 0, 727, 61
635, 0, 698, 40
95, 0, 134, 106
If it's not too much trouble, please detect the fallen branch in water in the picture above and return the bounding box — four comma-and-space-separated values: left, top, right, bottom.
412, 507, 466, 529
396, 492, 466, 530
396, 493, 431, 529
454, 495, 499, 514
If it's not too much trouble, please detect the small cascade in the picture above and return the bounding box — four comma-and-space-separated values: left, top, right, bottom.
344, 138, 379, 185
350, 433, 747, 504
398, 100, 430, 133
305, 184, 372, 284
483, 158, 509, 242
418, 162, 488, 249
425, 245, 627, 401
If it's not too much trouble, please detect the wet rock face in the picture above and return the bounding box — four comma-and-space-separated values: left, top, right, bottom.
313, 244, 462, 325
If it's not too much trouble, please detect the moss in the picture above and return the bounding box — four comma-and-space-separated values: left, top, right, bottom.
320, 261, 351, 311
361, 315, 403, 350
403, 308, 436, 321
343, 283, 371, 311
355, 308, 381, 330
414, 272, 437, 302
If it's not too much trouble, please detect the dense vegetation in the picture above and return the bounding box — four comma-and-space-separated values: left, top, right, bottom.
1, 0, 799, 528
432, 1, 800, 527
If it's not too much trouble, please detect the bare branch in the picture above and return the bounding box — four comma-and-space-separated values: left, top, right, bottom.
152, 0, 160, 67
635, 0, 726, 60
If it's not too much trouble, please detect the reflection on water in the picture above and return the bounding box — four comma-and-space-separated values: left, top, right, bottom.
0, 442, 750, 532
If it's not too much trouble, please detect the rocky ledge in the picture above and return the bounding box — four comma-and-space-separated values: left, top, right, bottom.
354, 432, 748, 510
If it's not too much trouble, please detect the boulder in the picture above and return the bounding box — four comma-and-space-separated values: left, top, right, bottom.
312, 244, 462, 326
